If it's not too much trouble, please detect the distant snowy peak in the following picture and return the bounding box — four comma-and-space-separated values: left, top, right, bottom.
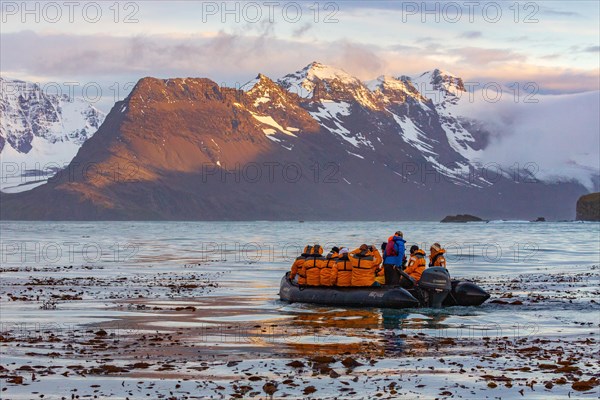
246, 73, 293, 108
243, 74, 320, 140
278, 61, 380, 110
411, 69, 466, 104
0, 77, 105, 193
0, 77, 104, 154
367, 75, 430, 105
274, 63, 488, 185
278, 61, 358, 93
303, 61, 361, 87
276, 62, 470, 110
433, 68, 465, 87
277, 63, 467, 106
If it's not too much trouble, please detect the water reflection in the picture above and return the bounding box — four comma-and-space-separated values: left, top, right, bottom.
381, 308, 410, 330
270, 307, 451, 357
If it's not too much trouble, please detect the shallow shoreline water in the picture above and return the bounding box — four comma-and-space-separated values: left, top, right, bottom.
1, 221, 599, 398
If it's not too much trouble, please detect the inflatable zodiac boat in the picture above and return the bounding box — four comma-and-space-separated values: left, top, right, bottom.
279, 267, 490, 309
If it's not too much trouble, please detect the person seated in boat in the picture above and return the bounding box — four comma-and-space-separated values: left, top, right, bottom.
320, 246, 340, 286
350, 244, 383, 287
429, 243, 447, 268
400, 245, 426, 288
301, 244, 325, 286
290, 245, 313, 285
332, 247, 352, 286
382, 231, 406, 285
378, 243, 389, 285
374, 265, 386, 285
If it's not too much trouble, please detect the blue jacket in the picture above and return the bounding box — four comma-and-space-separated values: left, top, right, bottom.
384, 236, 406, 266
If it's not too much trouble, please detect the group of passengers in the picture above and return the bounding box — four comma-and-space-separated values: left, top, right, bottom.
290, 232, 447, 288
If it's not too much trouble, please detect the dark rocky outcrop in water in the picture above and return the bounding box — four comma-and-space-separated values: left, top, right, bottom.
441, 214, 483, 223
532, 217, 546, 222
576, 193, 600, 221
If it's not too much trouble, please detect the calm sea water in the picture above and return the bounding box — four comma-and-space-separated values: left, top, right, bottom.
1, 221, 599, 339
2, 221, 599, 274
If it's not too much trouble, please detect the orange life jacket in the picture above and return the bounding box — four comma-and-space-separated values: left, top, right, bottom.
319, 252, 338, 286
405, 250, 426, 281
291, 245, 313, 285
429, 248, 447, 268
290, 257, 307, 285
300, 245, 324, 286
332, 256, 352, 286
350, 249, 382, 287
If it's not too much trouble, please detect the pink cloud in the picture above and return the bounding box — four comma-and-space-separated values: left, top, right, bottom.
1, 31, 598, 94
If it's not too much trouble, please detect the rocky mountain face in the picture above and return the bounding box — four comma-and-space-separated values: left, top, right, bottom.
0, 77, 105, 192
0, 63, 589, 220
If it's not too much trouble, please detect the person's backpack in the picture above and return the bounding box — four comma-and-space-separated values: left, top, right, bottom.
385, 239, 397, 256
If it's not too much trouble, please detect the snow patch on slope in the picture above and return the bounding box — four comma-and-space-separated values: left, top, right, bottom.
390, 113, 435, 155
309, 100, 374, 149
439, 122, 483, 163
250, 112, 297, 137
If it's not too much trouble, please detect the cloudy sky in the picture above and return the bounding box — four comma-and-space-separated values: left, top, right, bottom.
1, 1, 598, 188
2, 1, 599, 105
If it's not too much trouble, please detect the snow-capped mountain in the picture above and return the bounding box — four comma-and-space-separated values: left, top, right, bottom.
0, 63, 591, 220
278, 61, 380, 109
276, 63, 489, 186
0, 77, 105, 193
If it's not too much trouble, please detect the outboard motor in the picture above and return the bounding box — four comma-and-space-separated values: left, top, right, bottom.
450, 281, 491, 306
418, 267, 452, 308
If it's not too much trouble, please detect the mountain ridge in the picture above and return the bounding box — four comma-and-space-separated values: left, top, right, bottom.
0, 62, 591, 220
